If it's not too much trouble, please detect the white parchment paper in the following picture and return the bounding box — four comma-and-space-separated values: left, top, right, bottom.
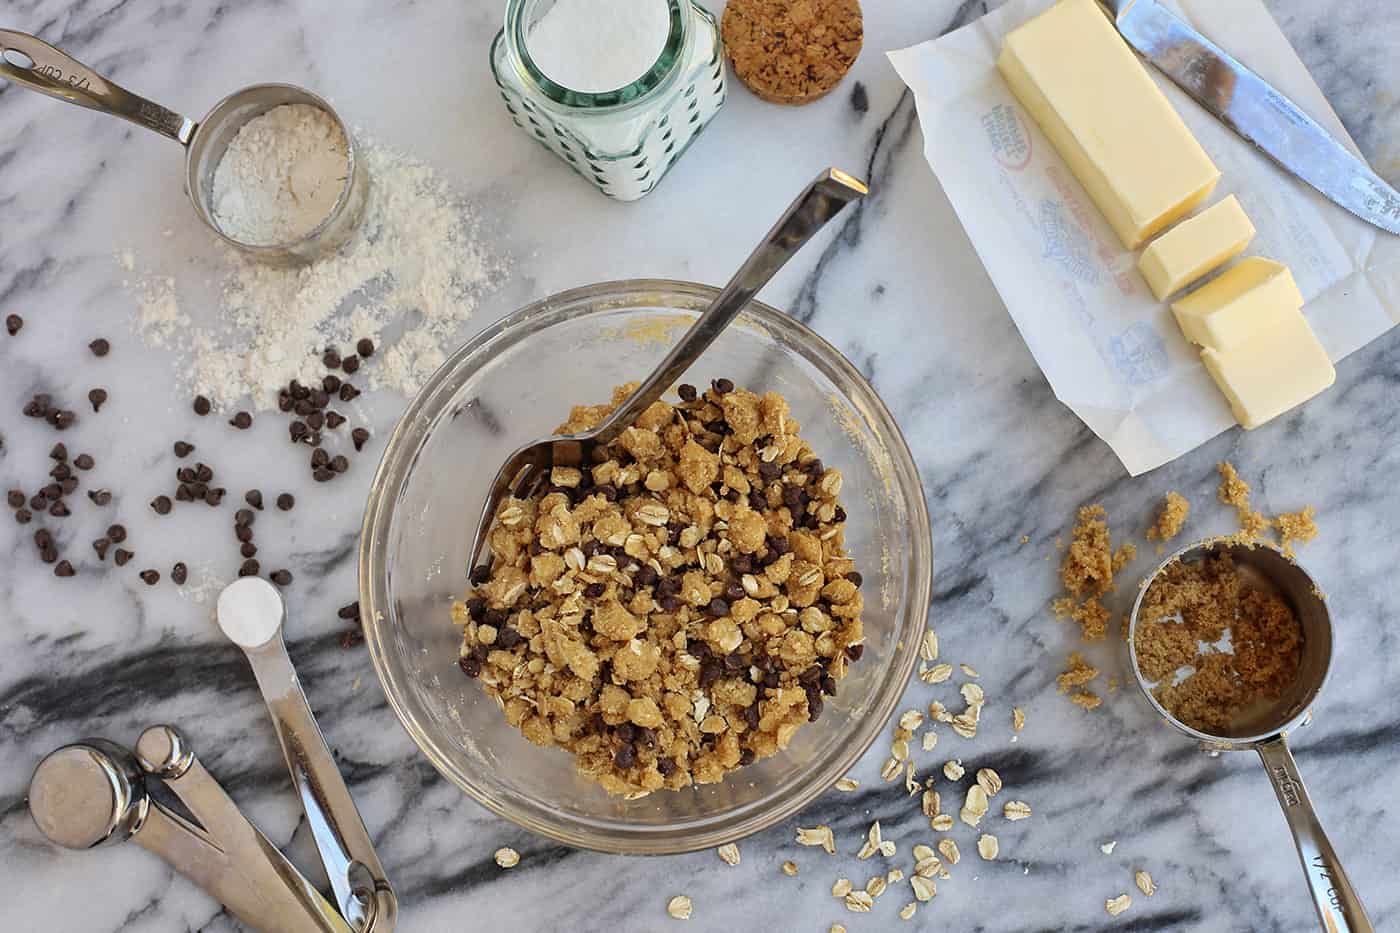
889, 0, 1400, 474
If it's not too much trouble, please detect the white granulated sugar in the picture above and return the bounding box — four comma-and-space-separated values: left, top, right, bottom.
527, 0, 671, 93
211, 103, 349, 246
127, 138, 502, 405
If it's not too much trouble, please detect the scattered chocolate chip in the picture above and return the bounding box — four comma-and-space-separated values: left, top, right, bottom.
269, 569, 293, 586
50, 409, 77, 430
93, 538, 110, 559
205, 487, 225, 506
713, 377, 734, 394
114, 548, 133, 566
613, 743, 636, 770
584, 582, 606, 598
351, 427, 370, 451
678, 383, 698, 402
88, 489, 112, 506
330, 455, 349, 474
707, 597, 729, 617
311, 447, 330, 469
469, 565, 491, 586
339, 383, 360, 402
244, 489, 263, 510
238, 558, 260, 577
41, 482, 61, 500
88, 388, 108, 412
49, 500, 70, 517
277, 393, 294, 413
311, 389, 330, 409
107, 523, 127, 543
60, 478, 78, 495
236, 524, 254, 543
50, 443, 68, 461
7, 489, 24, 509
229, 411, 253, 429
50, 463, 72, 481
88, 338, 110, 357
174, 441, 195, 457
356, 337, 375, 357
289, 421, 308, 443
175, 485, 193, 502
150, 495, 172, 515
54, 560, 75, 577
73, 453, 94, 471
139, 569, 159, 585
4, 314, 21, 336
325, 411, 346, 429
341, 355, 360, 374
195, 463, 213, 482
338, 602, 361, 620
15, 508, 31, 524
240, 541, 258, 558
168, 562, 187, 585
29, 493, 46, 510
277, 493, 295, 511
322, 374, 342, 394
306, 411, 325, 431
845, 643, 864, 661
846, 570, 863, 587
458, 656, 481, 677
322, 348, 342, 369
193, 395, 211, 416
289, 380, 310, 400
34, 528, 53, 550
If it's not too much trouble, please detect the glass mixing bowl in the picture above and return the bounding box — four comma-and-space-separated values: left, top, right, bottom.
359, 280, 931, 854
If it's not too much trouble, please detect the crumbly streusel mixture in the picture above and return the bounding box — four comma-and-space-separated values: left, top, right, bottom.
451, 380, 865, 796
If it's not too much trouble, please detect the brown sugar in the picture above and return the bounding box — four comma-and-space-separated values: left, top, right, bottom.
1217, 462, 1270, 542
1146, 491, 1190, 543
1133, 553, 1303, 734
1275, 507, 1318, 557
721, 0, 864, 105
1053, 504, 1126, 641
1057, 652, 1101, 709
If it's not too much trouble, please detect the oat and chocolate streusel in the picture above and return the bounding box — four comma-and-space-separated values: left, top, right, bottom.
451, 381, 865, 796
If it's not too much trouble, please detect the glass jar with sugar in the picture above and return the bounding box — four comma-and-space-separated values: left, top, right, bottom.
490, 0, 726, 201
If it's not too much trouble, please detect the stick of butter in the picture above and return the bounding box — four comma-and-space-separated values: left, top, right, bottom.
998, 0, 1220, 248
1171, 257, 1303, 350
1201, 313, 1334, 430
1138, 195, 1255, 300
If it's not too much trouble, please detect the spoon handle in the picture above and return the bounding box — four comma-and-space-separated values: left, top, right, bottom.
0, 29, 196, 144
1256, 737, 1373, 932
244, 635, 398, 932
591, 168, 867, 445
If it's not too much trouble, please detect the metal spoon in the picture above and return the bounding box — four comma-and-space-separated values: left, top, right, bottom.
1127, 539, 1373, 932
217, 577, 397, 932
466, 167, 868, 572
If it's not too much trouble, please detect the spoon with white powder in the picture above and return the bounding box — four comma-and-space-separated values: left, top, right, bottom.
0, 30, 366, 264
216, 578, 398, 929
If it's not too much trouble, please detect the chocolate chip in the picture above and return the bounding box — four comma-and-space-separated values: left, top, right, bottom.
584, 582, 606, 598
833, 505, 846, 523
269, 569, 293, 586
845, 643, 864, 661
228, 411, 252, 429
34, 529, 53, 550
50, 409, 76, 430
706, 597, 729, 617
311, 389, 330, 409
340, 628, 365, 649
322, 374, 342, 393
39, 546, 58, 564
193, 395, 211, 416
845, 570, 863, 587
114, 548, 133, 566
338, 602, 361, 620
496, 626, 523, 649
289, 379, 310, 400
241, 541, 258, 558
93, 538, 109, 559
277, 493, 295, 511
49, 443, 68, 461
738, 747, 756, 766
322, 348, 341, 369
458, 656, 481, 678
613, 743, 636, 770
356, 337, 375, 357
245, 489, 263, 510
325, 411, 346, 429
678, 383, 697, 402
469, 565, 491, 586
239, 558, 260, 577
88, 338, 110, 357
54, 560, 75, 577
348, 427, 369, 451
277, 392, 293, 412
821, 674, 837, 696
713, 377, 734, 394
306, 411, 325, 431
289, 421, 308, 443
151, 495, 172, 515
88, 489, 112, 506
174, 441, 195, 457
758, 459, 780, 481
660, 594, 681, 613
235, 508, 255, 527
724, 582, 745, 602
88, 388, 108, 412
195, 464, 213, 482
175, 485, 192, 502
339, 382, 360, 402
657, 756, 677, 776
236, 524, 254, 543
15, 508, 31, 524
73, 454, 94, 471
176, 467, 195, 484
139, 569, 159, 585
60, 478, 77, 495
341, 355, 360, 374
171, 562, 188, 585
635, 565, 658, 587
4, 314, 21, 336
311, 447, 329, 468
48, 500, 69, 517
805, 691, 823, 722
699, 660, 723, 687
30, 493, 46, 509
7, 489, 24, 508
330, 455, 349, 474
107, 524, 127, 543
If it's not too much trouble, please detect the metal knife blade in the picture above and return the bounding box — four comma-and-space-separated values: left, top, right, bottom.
1107, 0, 1400, 235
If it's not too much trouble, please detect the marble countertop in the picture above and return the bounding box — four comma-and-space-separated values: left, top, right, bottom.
3, 1, 1398, 931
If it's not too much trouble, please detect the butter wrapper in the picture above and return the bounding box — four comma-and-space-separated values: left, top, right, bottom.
889, 0, 1400, 474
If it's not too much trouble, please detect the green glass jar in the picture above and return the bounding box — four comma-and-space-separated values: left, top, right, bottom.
490, 0, 726, 201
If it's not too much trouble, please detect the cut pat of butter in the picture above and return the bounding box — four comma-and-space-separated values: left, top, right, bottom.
1201, 313, 1334, 430
998, 0, 1220, 248
1171, 257, 1303, 351
1139, 195, 1255, 299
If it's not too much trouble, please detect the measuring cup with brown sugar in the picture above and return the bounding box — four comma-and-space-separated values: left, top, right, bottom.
0, 30, 366, 265
1127, 539, 1372, 932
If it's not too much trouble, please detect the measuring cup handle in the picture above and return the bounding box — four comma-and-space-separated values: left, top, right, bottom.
0, 29, 196, 144
1256, 738, 1374, 932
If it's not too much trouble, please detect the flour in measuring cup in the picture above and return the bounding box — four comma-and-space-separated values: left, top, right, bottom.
210, 103, 349, 246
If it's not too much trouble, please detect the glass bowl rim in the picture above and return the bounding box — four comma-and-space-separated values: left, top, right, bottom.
358, 278, 932, 854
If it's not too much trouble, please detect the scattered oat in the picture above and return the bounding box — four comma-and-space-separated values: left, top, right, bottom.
832, 877, 854, 897
898, 709, 926, 732
782, 860, 799, 876
830, 926, 847, 933
865, 874, 887, 898
921, 730, 939, 752
899, 901, 918, 920
1012, 707, 1026, 731
977, 834, 999, 860
835, 777, 860, 792
920, 629, 940, 662
922, 663, 954, 684
938, 838, 960, 865
1135, 870, 1156, 896
717, 843, 741, 866
921, 789, 941, 818
844, 890, 874, 913
960, 784, 989, 827
960, 663, 979, 678
494, 847, 520, 868
1003, 800, 1032, 821
1146, 491, 1190, 542
881, 757, 902, 781
797, 825, 837, 854
667, 895, 693, 920
887, 868, 904, 884
943, 759, 965, 781
1106, 894, 1132, 917
951, 713, 979, 739
976, 768, 1003, 796
903, 762, 919, 797
1100, 840, 1118, 855
930, 813, 954, 831
910, 874, 937, 902
857, 822, 884, 860
928, 701, 953, 722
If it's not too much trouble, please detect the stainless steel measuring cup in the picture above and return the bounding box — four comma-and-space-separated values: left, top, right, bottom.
0, 30, 366, 264
1127, 539, 1373, 932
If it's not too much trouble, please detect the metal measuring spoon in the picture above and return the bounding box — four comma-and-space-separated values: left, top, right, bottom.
1127, 539, 1373, 932
0, 30, 367, 265
29, 726, 353, 933
217, 577, 397, 932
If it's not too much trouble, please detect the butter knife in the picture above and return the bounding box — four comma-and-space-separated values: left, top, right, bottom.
1100, 0, 1400, 235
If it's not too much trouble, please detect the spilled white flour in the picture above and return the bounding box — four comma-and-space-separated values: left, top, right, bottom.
124, 138, 502, 406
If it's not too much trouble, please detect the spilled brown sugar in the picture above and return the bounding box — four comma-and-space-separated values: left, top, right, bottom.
1052, 504, 1134, 641
1145, 491, 1189, 543
1133, 553, 1303, 734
